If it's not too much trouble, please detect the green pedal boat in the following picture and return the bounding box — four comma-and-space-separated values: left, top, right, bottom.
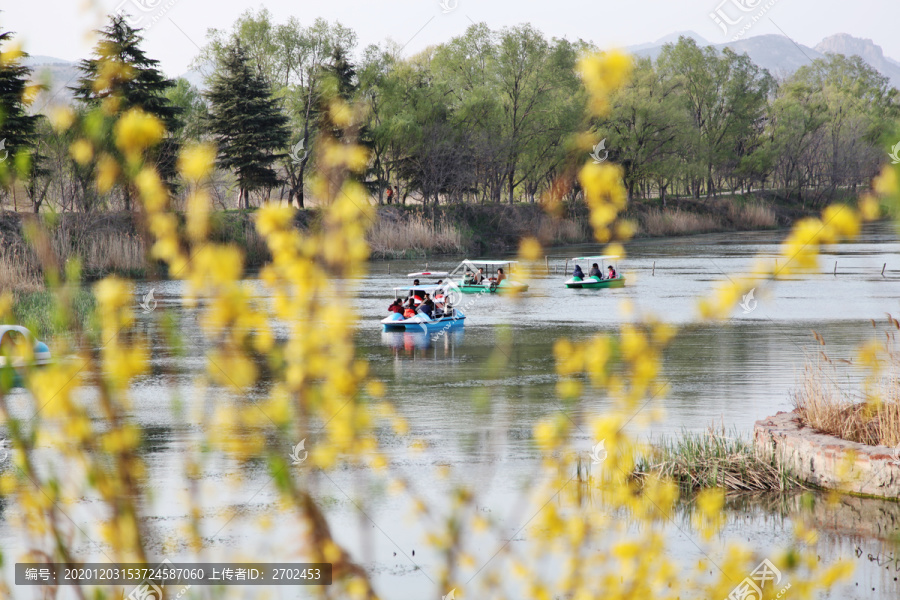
564, 255, 625, 289
448, 259, 529, 294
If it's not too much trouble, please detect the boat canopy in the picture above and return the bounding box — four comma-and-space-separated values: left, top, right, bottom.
570, 255, 620, 262
461, 259, 518, 265
392, 284, 448, 294
449, 259, 519, 276
0, 325, 36, 339
407, 271, 449, 278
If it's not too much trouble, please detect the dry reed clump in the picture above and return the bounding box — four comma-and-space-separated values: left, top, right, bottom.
729, 202, 777, 228
367, 214, 464, 257
49, 220, 147, 276
0, 215, 148, 291
70, 232, 146, 275
793, 325, 900, 448
0, 245, 43, 293
536, 216, 588, 245
638, 208, 722, 237
635, 425, 806, 492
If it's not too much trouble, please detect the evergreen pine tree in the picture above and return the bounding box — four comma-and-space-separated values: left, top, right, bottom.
319, 46, 359, 141
205, 40, 289, 209
318, 46, 376, 191
0, 27, 43, 196
71, 15, 180, 206
72, 16, 179, 127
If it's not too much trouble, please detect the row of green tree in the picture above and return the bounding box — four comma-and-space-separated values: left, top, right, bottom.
1, 9, 898, 213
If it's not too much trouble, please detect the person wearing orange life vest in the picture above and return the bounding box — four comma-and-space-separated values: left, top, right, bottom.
403, 298, 417, 319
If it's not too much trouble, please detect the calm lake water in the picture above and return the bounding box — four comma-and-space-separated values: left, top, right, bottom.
3, 222, 900, 599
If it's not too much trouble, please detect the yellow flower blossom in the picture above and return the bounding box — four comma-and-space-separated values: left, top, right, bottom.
69, 139, 93, 165
178, 142, 217, 182
94, 277, 132, 311
873, 165, 898, 197
96, 154, 120, 193
256, 204, 296, 236
578, 50, 633, 116
858, 194, 880, 221
0, 40, 24, 66
114, 108, 165, 161
519, 236, 543, 260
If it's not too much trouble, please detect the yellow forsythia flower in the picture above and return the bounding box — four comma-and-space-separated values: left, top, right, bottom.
178, 143, 217, 182
69, 139, 93, 165
114, 108, 165, 160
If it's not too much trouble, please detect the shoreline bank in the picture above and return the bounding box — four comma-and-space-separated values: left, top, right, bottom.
0, 193, 853, 291
755, 410, 900, 500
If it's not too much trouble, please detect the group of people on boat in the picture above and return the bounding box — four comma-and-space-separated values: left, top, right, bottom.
572, 263, 617, 280
463, 267, 506, 285
387, 280, 454, 320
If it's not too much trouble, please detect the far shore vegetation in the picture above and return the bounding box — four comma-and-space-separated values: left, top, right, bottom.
0, 190, 868, 294
3, 12, 896, 292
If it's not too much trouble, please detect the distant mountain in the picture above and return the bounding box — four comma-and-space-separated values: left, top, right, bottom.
626, 31, 709, 54
21, 55, 209, 111
719, 35, 824, 80
23, 56, 80, 110
630, 33, 825, 79
23, 55, 76, 67
630, 32, 900, 89
814, 34, 900, 88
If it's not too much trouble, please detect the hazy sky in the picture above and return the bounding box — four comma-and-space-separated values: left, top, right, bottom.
4, 0, 900, 77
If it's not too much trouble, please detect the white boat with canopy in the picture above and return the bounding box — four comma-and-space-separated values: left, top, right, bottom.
447, 259, 529, 294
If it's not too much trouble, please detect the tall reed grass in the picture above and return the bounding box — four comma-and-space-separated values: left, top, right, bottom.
367, 214, 465, 257
535, 215, 589, 245
729, 201, 777, 228
0, 246, 42, 293
793, 326, 900, 448
637, 208, 722, 237
51, 226, 147, 277
1, 218, 148, 292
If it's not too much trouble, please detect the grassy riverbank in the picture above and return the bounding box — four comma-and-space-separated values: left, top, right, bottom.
0, 192, 846, 291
